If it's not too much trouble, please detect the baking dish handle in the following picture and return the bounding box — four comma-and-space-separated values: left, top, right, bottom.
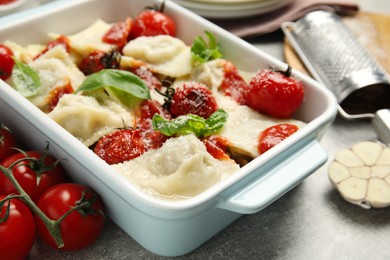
218, 139, 327, 214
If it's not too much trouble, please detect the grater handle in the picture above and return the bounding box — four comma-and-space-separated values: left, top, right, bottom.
372, 109, 390, 145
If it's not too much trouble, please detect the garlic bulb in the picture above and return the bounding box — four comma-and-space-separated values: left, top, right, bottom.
328, 141, 390, 209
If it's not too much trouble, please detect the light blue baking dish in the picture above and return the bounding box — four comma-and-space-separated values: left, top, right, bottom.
0, 0, 337, 256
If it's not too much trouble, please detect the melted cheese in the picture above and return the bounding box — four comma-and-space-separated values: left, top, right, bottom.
49, 93, 135, 147
122, 35, 192, 78
112, 134, 239, 199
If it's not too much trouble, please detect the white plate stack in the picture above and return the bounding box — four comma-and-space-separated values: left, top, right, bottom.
172, 0, 293, 19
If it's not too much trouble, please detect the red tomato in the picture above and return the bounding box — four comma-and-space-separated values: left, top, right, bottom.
220, 61, 249, 105
138, 99, 171, 124
0, 151, 66, 202
35, 183, 105, 251
0, 44, 15, 81
79, 50, 121, 75
170, 82, 218, 119
94, 129, 145, 164
258, 124, 299, 154
130, 66, 162, 91
245, 67, 304, 118
94, 124, 167, 165
103, 18, 132, 49
129, 8, 176, 39
202, 135, 231, 160
47, 79, 74, 112
0, 0, 18, 5
0, 196, 36, 260
0, 124, 18, 161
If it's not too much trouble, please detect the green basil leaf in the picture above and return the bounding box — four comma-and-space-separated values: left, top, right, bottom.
11, 59, 41, 97
76, 69, 150, 106
152, 109, 228, 138
191, 31, 223, 65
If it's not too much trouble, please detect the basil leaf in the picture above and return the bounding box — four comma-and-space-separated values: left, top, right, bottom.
76, 69, 151, 105
11, 59, 41, 97
191, 31, 223, 65
152, 109, 228, 138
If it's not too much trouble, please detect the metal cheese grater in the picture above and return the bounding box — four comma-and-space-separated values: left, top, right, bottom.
281, 10, 390, 143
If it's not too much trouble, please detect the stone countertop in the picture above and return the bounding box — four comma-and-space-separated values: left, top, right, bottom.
27, 0, 390, 259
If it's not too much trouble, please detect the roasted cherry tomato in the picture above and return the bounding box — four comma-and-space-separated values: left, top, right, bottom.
0, 123, 17, 161
245, 67, 304, 118
94, 100, 170, 165
138, 99, 171, 126
103, 18, 132, 50
94, 129, 145, 165
35, 183, 105, 251
130, 66, 162, 91
129, 4, 176, 39
0, 150, 66, 202
0, 44, 15, 81
0, 196, 36, 260
220, 61, 249, 105
170, 82, 218, 119
202, 135, 230, 160
79, 50, 121, 75
47, 79, 74, 112
258, 123, 299, 154
94, 124, 167, 165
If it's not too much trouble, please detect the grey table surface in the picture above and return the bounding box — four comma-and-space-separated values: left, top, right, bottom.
27, 0, 390, 259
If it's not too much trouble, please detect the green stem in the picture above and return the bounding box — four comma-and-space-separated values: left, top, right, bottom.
0, 164, 65, 248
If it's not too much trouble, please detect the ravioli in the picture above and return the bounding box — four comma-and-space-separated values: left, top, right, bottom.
67, 19, 115, 56
28, 46, 86, 110
122, 35, 192, 78
112, 134, 239, 199
49, 93, 135, 147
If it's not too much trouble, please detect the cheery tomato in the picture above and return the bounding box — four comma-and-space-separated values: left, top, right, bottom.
94, 129, 145, 164
0, 150, 66, 202
35, 183, 105, 251
0, 44, 15, 81
130, 66, 162, 91
103, 18, 132, 49
220, 61, 249, 105
170, 82, 218, 119
258, 123, 299, 154
47, 79, 74, 112
129, 6, 176, 39
245, 67, 304, 118
0, 196, 36, 260
0, 123, 17, 161
202, 135, 230, 160
94, 124, 167, 165
79, 50, 121, 75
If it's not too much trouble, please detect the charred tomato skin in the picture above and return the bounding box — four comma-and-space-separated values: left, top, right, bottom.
170, 82, 218, 119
